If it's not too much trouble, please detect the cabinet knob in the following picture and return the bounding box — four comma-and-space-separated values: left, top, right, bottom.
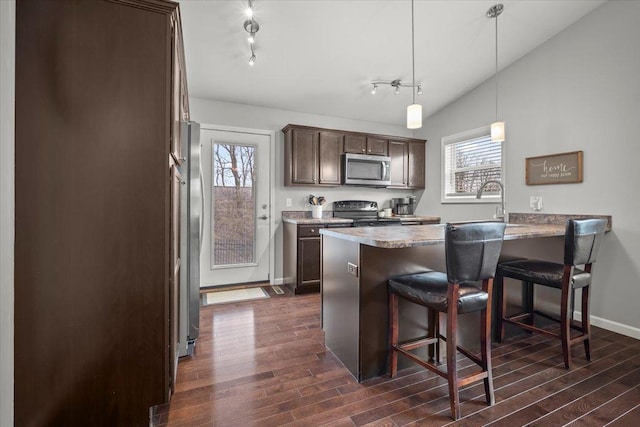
361, 148, 365, 152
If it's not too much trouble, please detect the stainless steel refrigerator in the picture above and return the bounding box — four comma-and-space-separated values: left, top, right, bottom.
178, 121, 201, 357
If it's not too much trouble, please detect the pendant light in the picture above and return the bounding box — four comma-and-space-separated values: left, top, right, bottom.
487, 4, 504, 142
407, 0, 422, 129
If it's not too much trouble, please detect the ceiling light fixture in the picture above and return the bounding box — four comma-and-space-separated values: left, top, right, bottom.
487, 4, 505, 142
406, 0, 422, 129
369, 79, 422, 96
243, 0, 260, 66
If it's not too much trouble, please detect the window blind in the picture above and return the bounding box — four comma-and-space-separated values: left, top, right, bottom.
443, 134, 502, 198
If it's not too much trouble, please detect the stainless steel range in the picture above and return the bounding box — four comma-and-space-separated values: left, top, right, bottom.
333, 200, 402, 227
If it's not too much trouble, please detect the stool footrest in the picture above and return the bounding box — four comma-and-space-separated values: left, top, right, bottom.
502, 317, 559, 339
398, 336, 439, 352
393, 346, 489, 387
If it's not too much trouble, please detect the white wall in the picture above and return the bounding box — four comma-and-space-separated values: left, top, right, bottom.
417, 1, 640, 336
190, 98, 418, 284
0, 1, 15, 424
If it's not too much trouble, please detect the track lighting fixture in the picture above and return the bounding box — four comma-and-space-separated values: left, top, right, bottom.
369, 79, 423, 96
243, 1, 260, 66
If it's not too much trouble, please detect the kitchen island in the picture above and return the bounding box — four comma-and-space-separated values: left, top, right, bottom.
320, 215, 611, 381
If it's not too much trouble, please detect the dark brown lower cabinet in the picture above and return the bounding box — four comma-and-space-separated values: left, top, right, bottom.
284, 222, 351, 294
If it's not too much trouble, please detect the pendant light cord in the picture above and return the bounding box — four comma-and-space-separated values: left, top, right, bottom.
411, 0, 416, 105
494, 10, 498, 121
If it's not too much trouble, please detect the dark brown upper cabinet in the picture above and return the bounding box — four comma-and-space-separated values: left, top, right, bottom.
283, 124, 426, 188
285, 127, 319, 185
389, 140, 408, 187
284, 127, 343, 186
388, 139, 426, 189
171, 12, 189, 165
366, 137, 389, 156
343, 134, 367, 154
319, 131, 344, 185
408, 141, 426, 188
343, 134, 388, 156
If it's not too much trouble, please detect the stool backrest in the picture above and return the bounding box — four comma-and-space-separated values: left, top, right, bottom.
445, 222, 506, 283
565, 218, 607, 266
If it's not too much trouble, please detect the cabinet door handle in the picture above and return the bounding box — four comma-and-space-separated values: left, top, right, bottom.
259, 215, 268, 220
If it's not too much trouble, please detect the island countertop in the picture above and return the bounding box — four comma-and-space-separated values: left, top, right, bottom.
320, 223, 566, 249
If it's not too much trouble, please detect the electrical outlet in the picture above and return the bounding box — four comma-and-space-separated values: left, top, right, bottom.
286, 198, 292, 207
347, 262, 359, 277
529, 196, 543, 211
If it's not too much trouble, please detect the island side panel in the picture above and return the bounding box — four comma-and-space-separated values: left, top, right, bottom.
359, 244, 440, 380
322, 235, 360, 379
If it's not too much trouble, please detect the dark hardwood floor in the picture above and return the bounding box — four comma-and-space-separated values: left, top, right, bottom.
154, 287, 640, 426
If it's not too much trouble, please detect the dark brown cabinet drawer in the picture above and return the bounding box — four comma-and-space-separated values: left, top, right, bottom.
298, 225, 321, 237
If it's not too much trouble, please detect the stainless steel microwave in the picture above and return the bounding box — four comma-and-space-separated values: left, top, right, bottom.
343, 153, 391, 186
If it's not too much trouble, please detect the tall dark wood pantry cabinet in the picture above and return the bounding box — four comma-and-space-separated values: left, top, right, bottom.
15, 0, 189, 425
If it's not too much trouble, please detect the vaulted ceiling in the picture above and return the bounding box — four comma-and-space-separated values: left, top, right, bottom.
179, 0, 605, 127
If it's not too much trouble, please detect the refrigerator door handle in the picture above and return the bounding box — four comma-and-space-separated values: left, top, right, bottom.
199, 144, 205, 255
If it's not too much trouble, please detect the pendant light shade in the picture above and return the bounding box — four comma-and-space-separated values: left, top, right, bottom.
491, 121, 505, 142
407, 104, 422, 129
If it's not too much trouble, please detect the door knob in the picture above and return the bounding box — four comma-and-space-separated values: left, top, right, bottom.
259, 215, 268, 220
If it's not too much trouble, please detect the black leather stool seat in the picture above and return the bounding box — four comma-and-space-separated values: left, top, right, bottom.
498, 260, 591, 289
389, 272, 488, 314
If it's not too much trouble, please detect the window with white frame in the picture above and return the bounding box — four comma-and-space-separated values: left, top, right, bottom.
441, 126, 503, 203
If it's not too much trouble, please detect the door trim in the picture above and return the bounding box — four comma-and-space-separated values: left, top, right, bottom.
201, 123, 276, 285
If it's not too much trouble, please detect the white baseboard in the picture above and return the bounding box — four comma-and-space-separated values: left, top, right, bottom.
574, 311, 640, 340
273, 277, 284, 285
535, 300, 640, 340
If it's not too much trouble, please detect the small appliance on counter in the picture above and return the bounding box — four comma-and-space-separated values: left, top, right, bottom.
392, 196, 416, 216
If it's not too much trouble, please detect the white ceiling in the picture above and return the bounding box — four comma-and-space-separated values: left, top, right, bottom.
179, 0, 606, 127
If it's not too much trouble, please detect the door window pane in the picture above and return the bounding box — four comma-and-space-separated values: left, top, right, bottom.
212, 143, 256, 266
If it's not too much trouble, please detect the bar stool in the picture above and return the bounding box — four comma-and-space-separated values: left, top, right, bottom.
496, 218, 607, 369
388, 222, 506, 420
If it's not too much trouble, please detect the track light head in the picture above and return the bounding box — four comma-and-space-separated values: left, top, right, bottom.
244, 19, 260, 35
249, 54, 256, 66
371, 84, 377, 95
417, 85, 423, 95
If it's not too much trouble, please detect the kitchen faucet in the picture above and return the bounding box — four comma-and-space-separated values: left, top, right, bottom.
476, 180, 506, 221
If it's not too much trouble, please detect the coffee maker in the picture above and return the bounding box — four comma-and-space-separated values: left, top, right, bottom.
392, 196, 416, 216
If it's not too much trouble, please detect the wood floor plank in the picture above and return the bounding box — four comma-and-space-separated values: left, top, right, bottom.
569, 385, 640, 427
156, 290, 640, 427
527, 367, 640, 426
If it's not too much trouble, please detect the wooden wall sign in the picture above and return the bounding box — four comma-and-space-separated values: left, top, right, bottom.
526, 151, 583, 185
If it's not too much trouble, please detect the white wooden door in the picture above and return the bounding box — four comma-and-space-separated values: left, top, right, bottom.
200, 127, 271, 286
